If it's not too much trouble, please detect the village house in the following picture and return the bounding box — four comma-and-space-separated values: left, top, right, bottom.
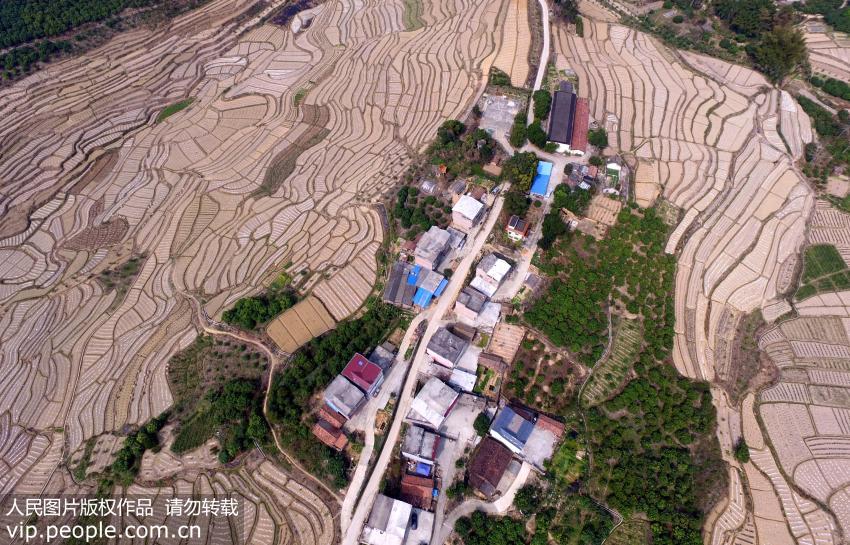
341, 353, 384, 397
426, 326, 469, 368
408, 377, 459, 430
470, 253, 511, 297
414, 226, 452, 270
506, 215, 530, 241
451, 194, 485, 231
454, 286, 488, 323
323, 375, 367, 420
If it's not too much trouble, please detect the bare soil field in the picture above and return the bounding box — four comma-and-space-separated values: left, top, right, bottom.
0, 0, 517, 519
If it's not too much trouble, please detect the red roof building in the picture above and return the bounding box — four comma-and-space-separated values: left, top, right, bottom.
570, 97, 589, 154
400, 473, 435, 509
535, 414, 565, 438
341, 353, 384, 396
312, 420, 348, 451
506, 215, 530, 241
318, 403, 347, 428
468, 437, 514, 499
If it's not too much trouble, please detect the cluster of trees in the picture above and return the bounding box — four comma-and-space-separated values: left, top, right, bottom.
587, 127, 608, 149
489, 68, 512, 87
393, 185, 448, 234
501, 151, 539, 193
529, 207, 675, 365
100, 412, 168, 489
1, 39, 72, 78
810, 75, 850, 101
267, 302, 402, 486
585, 359, 720, 544
509, 111, 528, 148
503, 190, 531, 219
454, 512, 526, 545
796, 0, 850, 33
222, 276, 296, 330
539, 210, 568, 250
553, 183, 592, 214
712, 0, 807, 83
797, 95, 850, 181
427, 119, 496, 177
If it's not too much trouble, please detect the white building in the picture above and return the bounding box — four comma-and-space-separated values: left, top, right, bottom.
451, 195, 485, 231
470, 254, 511, 297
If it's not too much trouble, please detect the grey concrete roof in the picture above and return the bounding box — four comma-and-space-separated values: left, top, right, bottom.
415, 226, 451, 265
426, 327, 469, 365
402, 425, 440, 461
324, 375, 366, 416
456, 286, 488, 313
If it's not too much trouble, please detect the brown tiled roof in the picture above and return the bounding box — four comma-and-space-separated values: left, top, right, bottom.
318, 404, 347, 429
400, 473, 434, 509
311, 420, 348, 451
536, 414, 565, 438
468, 438, 513, 498
478, 352, 507, 374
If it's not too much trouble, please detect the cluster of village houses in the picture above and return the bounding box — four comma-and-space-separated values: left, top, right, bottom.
313, 79, 628, 545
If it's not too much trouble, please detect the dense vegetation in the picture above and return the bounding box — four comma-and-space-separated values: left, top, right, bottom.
172, 378, 268, 462
501, 151, 539, 193
268, 301, 403, 486
529, 206, 675, 365
587, 128, 608, 150
810, 75, 850, 102
797, 95, 850, 183
393, 185, 450, 235
509, 112, 528, 148
532, 89, 552, 120
222, 273, 296, 330
0, 0, 211, 80
99, 412, 168, 489
156, 98, 194, 122
427, 119, 496, 178
522, 203, 723, 544
711, 0, 807, 83
796, 0, 850, 33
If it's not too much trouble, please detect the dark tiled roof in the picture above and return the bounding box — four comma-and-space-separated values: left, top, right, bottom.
468, 437, 513, 498
548, 86, 577, 145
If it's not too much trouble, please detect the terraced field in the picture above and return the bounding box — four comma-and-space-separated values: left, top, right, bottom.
581, 318, 641, 407
804, 22, 850, 83
0, 0, 513, 528
557, 9, 844, 544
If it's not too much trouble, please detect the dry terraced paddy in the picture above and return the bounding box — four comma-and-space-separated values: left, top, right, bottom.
492, 0, 532, 87
804, 22, 850, 84
0, 0, 515, 508
557, 14, 838, 544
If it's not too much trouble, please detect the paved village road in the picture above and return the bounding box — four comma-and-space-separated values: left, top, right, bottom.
342, 192, 506, 545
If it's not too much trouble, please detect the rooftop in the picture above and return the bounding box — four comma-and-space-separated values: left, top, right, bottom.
477, 254, 511, 283
456, 286, 488, 314
530, 160, 552, 197
570, 97, 589, 153
449, 368, 477, 392
400, 473, 435, 510
324, 375, 366, 417
415, 226, 451, 266
318, 403, 347, 429
490, 406, 535, 453
478, 352, 507, 374
402, 425, 441, 462
341, 353, 383, 393
369, 345, 396, 370
409, 377, 459, 429
426, 326, 469, 366
363, 495, 412, 545
468, 437, 514, 499
507, 215, 529, 235
452, 194, 485, 221
548, 83, 576, 145
383, 261, 416, 308
311, 420, 348, 451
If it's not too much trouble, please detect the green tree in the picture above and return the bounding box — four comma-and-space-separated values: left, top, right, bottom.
437, 119, 465, 144
473, 412, 490, 436
527, 120, 548, 148
734, 438, 750, 463
588, 127, 608, 149
509, 112, 527, 148
501, 152, 539, 192
532, 89, 552, 120
747, 25, 807, 83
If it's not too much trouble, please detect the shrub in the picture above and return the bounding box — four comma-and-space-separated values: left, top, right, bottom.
532, 89, 553, 120
527, 120, 548, 148
509, 112, 527, 148
588, 127, 608, 149
672, 14, 684, 23
473, 412, 490, 436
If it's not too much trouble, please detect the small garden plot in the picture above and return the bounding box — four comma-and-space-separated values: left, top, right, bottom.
156, 98, 194, 123
581, 318, 642, 407
392, 185, 451, 239
97, 254, 146, 306
504, 334, 581, 415
796, 244, 850, 300
546, 427, 585, 486
605, 519, 652, 545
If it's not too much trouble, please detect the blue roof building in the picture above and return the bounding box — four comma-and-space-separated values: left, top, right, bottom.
489, 406, 534, 454
530, 161, 553, 197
